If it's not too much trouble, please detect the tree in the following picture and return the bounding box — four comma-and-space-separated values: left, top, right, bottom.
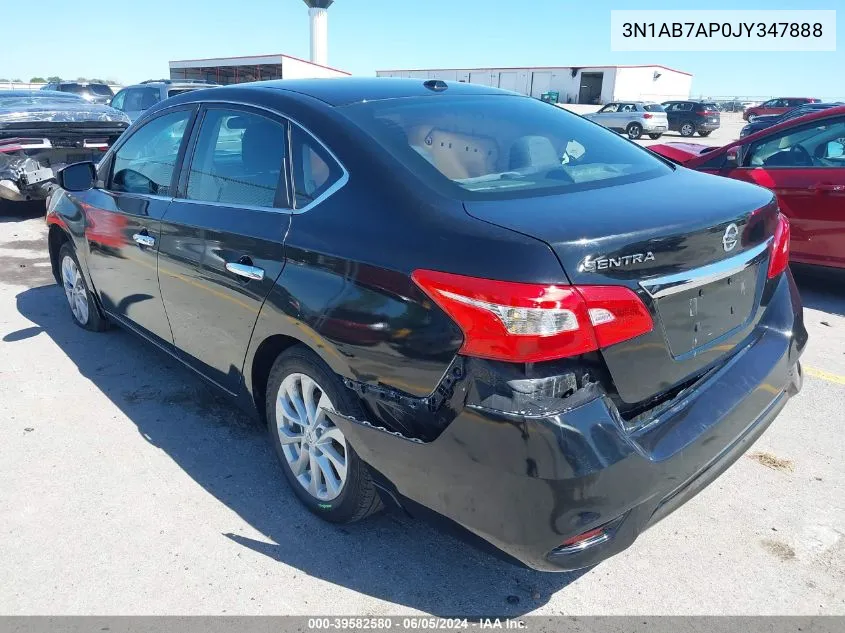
0, 79, 9, 83
47, 76, 62, 83
30, 77, 46, 83
12, 79, 22, 83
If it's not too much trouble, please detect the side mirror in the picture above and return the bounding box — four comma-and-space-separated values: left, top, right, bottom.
57, 162, 97, 192
826, 140, 845, 158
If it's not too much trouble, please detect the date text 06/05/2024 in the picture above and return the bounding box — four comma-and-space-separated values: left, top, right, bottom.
306, 618, 527, 630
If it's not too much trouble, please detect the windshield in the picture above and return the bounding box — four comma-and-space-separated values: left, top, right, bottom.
341, 95, 671, 199
64, 84, 112, 96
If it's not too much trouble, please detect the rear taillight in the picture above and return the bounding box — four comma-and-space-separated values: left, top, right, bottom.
411, 270, 653, 363
700, 110, 717, 116
642, 113, 653, 119
768, 213, 791, 279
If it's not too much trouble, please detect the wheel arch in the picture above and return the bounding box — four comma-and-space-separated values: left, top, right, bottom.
247, 333, 325, 424
47, 224, 71, 285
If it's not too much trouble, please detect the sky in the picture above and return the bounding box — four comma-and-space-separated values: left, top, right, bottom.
1, 0, 842, 99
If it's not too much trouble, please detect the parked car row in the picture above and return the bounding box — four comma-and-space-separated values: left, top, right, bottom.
585, 100, 720, 139
743, 97, 820, 122
45, 78, 805, 572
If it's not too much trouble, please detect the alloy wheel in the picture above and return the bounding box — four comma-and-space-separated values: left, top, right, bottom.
276, 372, 348, 502
61, 255, 89, 326
681, 123, 695, 137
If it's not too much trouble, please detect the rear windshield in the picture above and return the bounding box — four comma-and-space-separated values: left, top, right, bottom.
643, 103, 665, 112
63, 83, 112, 96
341, 95, 672, 200
89, 84, 114, 96
701, 103, 719, 111
167, 88, 198, 98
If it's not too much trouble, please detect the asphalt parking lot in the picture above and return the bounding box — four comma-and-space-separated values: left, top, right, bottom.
1, 136, 844, 615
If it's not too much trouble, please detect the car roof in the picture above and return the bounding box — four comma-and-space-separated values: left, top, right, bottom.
241, 77, 517, 106
0, 90, 84, 99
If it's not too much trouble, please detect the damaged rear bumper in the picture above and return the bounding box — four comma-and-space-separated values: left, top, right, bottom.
327, 272, 807, 571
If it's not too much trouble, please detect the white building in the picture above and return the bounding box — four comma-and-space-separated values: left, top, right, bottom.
376, 65, 692, 104
168, 53, 350, 85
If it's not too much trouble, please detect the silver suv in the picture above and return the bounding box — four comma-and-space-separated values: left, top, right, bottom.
584, 101, 669, 140
108, 79, 218, 121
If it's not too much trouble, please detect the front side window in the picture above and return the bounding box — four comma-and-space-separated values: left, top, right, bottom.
110, 109, 192, 195
122, 88, 160, 112
110, 90, 126, 111
746, 118, 845, 168
598, 103, 618, 114
341, 95, 672, 200
291, 126, 344, 209
185, 108, 287, 208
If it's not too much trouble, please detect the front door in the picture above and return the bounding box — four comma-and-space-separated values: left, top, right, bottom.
726, 116, 845, 268
84, 106, 196, 344
157, 104, 291, 392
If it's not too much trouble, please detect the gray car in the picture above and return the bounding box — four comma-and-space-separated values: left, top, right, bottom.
108, 79, 218, 121
584, 101, 669, 140
41, 81, 114, 105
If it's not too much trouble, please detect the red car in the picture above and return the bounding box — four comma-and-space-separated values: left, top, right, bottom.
650, 105, 845, 270
743, 97, 820, 122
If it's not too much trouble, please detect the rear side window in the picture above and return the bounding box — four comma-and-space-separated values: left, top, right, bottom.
89, 84, 113, 96
110, 109, 191, 195
291, 126, 344, 209
341, 95, 671, 200
643, 104, 665, 112
185, 108, 287, 208
167, 88, 197, 98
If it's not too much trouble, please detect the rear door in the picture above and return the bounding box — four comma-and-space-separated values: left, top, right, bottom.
724, 116, 845, 268
663, 102, 679, 131
84, 106, 197, 345
157, 103, 291, 393
588, 103, 618, 129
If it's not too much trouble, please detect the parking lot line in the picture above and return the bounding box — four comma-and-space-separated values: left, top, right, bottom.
804, 365, 845, 386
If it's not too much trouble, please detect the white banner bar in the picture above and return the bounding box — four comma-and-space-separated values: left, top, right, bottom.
611, 10, 836, 52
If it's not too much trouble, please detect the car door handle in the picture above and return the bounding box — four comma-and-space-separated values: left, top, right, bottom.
132, 233, 155, 248
225, 262, 265, 281
813, 183, 845, 193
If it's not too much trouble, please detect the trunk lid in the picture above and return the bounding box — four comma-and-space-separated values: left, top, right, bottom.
464, 168, 779, 405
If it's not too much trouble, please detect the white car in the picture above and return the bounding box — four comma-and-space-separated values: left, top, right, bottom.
584, 101, 669, 140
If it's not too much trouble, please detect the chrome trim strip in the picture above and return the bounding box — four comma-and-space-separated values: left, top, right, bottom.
171, 197, 291, 215
136, 98, 350, 215
639, 239, 772, 299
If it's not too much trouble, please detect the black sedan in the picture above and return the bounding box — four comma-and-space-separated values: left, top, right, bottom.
740, 102, 843, 137
46, 78, 806, 572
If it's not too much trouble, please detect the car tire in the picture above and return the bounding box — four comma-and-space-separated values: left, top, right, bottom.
698, 131, 712, 137
58, 242, 108, 332
648, 133, 662, 140
679, 122, 696, 137
266, 345, 383, 523
626, 123, 643, 140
